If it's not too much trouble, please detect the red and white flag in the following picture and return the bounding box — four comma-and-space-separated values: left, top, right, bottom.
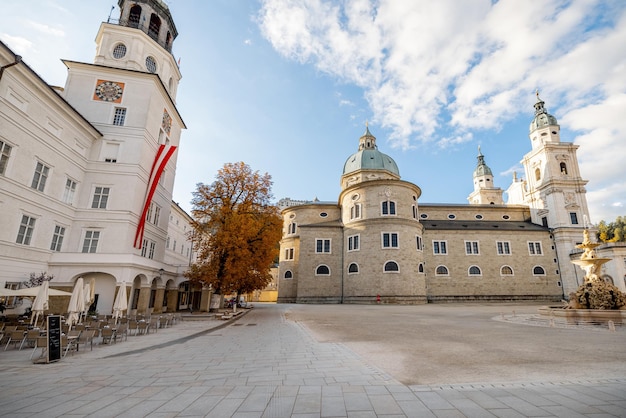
134, 144, 177, 248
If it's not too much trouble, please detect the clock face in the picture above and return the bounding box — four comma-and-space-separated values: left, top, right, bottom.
94, 80, 124, 102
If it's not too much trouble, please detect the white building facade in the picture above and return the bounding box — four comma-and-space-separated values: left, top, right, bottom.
0, 0, 199, 316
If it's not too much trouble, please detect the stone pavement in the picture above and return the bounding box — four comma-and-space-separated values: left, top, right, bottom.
0, 303, 624, 417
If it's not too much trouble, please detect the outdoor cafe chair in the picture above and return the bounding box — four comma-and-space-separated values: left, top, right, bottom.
149, 318, 159, 333
115, 323, 128, 342
77, 329, 96, 351
100, 327, 115, 344
127, 320, 138, 336
61, 335, 77, 357
137, 321, 148, 335
4, 330, 26, 351
20, 329, 40, 350
159, 316, 169, 329
30, 336, 48, 360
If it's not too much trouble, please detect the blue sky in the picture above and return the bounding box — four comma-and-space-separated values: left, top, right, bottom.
1, 0, 625, 224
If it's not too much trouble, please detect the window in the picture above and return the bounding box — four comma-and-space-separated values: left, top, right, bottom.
501, 265, 514, 276
348, 235, 360, 251
103, 142, 119, 163
284, 270, 293, 279
433, 240, 447, 254
535, 168, 541, 181
570, 212, 579, 225
112, 43, 127, 59
348, 263, 359, 274
315, 265, 330, 275
149, 241, 156, 259
3, 282, 20, 308
435, 265, 449, 275
31, 162, 49, 192
82, 230, 100, 253
63, 178, 77, 205
384, 261, 399, 272
146, 56, 157, 73
288, 222, 297, 234
541, 217, 548, 227
284, 248, 294, 260
465, 241, 479, 255
469, 265, 482, 276
533, 266, 546, 275
416, 236, 423, 251
412, 205, 417, 219
91, 187, 110, 209
496, 241, 511, 255
16, 215, 36, 245
147, 203, 160, 225
382, 232, 399, 248
382, 201, 396, 215
113, 107, 126, 126
418, 263, 424, 273
141, 239, 149, 257
560, 162, 567, 175
50, 225, 65, 251
528, 242, 543, 255
0, 140, 12, 175
316, 239, 331, 253
350, 203, 361, 220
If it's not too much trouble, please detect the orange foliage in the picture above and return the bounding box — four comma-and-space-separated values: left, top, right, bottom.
185, 162, 282, 295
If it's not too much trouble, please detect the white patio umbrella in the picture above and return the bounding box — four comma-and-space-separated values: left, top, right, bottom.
10, 286, 72, 297
83, 278, 95, 319
66, 277, 85, 330
30, 280, 49, 326
112, 282, 128, 324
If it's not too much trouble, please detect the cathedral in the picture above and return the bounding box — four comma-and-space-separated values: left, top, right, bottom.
277, 95, 599, 304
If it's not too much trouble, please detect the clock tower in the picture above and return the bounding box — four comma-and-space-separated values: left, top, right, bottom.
56, 0, 186, 290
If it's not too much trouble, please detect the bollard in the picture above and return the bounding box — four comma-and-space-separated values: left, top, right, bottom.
608, 320, 616, 332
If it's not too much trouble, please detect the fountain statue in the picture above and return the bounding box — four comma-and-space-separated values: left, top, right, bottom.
566, 229, 626, 310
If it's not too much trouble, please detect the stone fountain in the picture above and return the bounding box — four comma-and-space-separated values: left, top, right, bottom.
539, 229, 626, 324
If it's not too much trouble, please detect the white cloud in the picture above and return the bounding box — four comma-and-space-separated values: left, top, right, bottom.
0, 34, 34, 55
26, 21, 65, 37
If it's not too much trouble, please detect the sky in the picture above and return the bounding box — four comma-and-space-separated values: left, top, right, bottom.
1, 0, 625, 224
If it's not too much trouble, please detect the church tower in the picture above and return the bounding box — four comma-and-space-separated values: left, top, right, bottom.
468, 147, 504, 205
507, 92, 590, 295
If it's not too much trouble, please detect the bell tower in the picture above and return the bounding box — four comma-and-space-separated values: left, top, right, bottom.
468, 147, 504, 205
93, 0, 181, 101
508, 92, 591, 296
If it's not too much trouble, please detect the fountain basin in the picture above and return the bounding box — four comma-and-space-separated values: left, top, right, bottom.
539, 306, 626, 325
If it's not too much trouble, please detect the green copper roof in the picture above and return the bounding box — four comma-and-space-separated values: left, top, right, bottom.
530, 91, 558, 132
473, 147, 493, 178
343, 126, 400, 176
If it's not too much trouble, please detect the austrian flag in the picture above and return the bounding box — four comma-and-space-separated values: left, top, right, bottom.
134, 144, 177, 248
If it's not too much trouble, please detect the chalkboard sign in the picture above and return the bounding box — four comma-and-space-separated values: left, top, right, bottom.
47, 315, 61, 363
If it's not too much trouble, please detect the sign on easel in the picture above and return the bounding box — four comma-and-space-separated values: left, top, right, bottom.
47, 315, 61, 363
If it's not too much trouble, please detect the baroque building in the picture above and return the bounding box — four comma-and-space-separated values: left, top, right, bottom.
0, 0, 205, 316
277, 95, 603, 304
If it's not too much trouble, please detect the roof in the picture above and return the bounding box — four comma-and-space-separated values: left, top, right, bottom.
421, 220, 548, 232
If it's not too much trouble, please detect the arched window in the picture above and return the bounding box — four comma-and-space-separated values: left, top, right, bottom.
435, 265, 448, 275
535, 168, 541, 181
382, 200, 396, 215
469, 265, 482, 276
560, 162, 568, 175
533, 266, 546, 275
384, 261, 399, 272
166, 31, 172, 52
418, 263, 424, 273
315, 265, 330, 276
148, 14, 161, 41
284, 270, 293, 279
348, 263, 359, 274
128, 5, 141, 28
288, 222, 297, 234
500, 265, 514, 276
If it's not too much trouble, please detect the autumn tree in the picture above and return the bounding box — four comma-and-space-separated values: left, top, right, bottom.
596, 216, 625, 243
185, 162, 282, 300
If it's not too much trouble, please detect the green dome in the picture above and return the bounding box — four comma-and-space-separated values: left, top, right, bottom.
473, 148, 492, 178
530, 92, 559, 132
342, 126, 400, 176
